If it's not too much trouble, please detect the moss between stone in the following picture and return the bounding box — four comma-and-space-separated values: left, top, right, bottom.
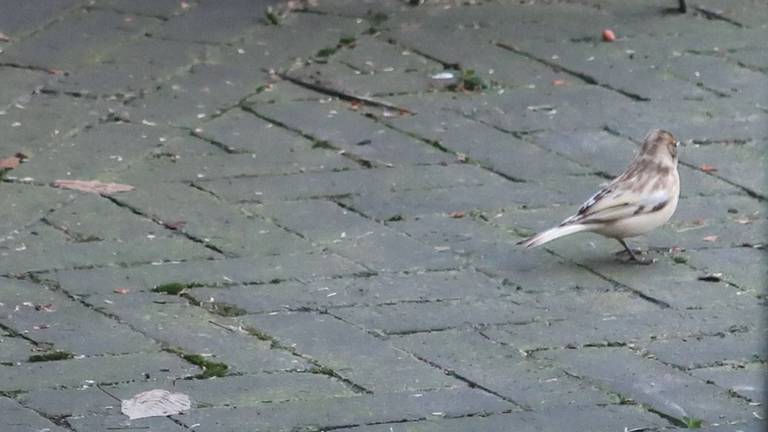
166, 347, 229, 378
152, 282, 188, 295
28, 351, 74, 362
205, 302, 247, 317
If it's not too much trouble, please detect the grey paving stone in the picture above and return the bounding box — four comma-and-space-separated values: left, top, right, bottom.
0, 351, 197, 392
644, 330, 765, 369
23, 373, 353, 418
0, 183, 73, 237
205, 163, 500, 203
91, 0, 188, 17
337, 405, 668, 432
0, 397, 68, 432
332, 297, 540, 335
67, 414, 185, 432
290, 60, 436, 97
0, 332, 35, 364
45, 194, 170, 241
125, 63, 268, 128
113, 182, 313, 257
483, 307, 759, 354
47, 37, 209, 96
539, 347, 757, 424
684, 247, 766, 293
382, 110, 591, 181
91, 292, 308, 374
0, 232, 216, 274
250, 100, 453, 166
195, 108, 324, 154
175, 387, 513, 432
0, 67, 52, 109
188, 270, 510, 314
238, 312, 459, 393
0, 277, 160, 356
0, 0, 80, 37
251, 199, 460, 272
336, 35, 442, 75
1, 8, 161, 69
154, 0, 279, 43
8, 121, 186, 182
680, 140, 767, 198
117, 152, 356, 184
691, 363, 766, 405
55, 251, 365, 297
0, 93, 123, 155
337, 180, 580, 221
392, 328, 614, 409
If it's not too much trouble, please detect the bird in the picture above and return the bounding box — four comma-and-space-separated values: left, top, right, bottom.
519, 129, 681, 264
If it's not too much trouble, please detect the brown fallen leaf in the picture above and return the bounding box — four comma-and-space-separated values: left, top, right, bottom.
0, 32, 10, 42
699, 163, 717, 173
35, 303, 56, 312
702, 235, 718, 242
448, 211, 465, 219
52, 179, 134, 194
0, 155, 21, 169
113, 287, 131, 295
552, 79, 566, 86
164, 220, 187, 230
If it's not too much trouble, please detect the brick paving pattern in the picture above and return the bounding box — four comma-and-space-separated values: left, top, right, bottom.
0, 1, 765, 431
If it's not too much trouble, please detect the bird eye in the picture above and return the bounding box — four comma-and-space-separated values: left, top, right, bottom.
674, 140, 680, 147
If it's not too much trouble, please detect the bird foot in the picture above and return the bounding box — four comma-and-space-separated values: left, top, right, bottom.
614, 248, 655, 265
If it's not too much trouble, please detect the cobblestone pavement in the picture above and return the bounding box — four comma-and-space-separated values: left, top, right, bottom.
1, 1, 766, 431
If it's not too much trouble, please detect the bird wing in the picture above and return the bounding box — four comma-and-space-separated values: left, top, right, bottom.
561, 187, 670, 226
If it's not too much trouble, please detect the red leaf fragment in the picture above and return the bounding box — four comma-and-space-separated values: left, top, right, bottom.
52, 179, 134, 195
699, 163, 717, 173
0, 155, 21, 169
552, 79, 566, 86
114, 288, 131, 295
602, 29, 616, 42
448, 211, 465, 219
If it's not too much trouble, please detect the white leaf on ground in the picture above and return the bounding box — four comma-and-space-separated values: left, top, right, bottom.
121, 389, 191, 420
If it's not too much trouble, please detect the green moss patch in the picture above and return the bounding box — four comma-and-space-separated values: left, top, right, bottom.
28, 351, 75, 362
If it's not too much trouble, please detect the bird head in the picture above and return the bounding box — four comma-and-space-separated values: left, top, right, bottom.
641, 129, 679, 162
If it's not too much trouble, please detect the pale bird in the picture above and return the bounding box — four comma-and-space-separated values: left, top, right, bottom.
519, 129, 681, 264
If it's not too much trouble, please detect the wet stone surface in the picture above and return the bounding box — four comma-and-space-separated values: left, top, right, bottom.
0, 0, 765, 431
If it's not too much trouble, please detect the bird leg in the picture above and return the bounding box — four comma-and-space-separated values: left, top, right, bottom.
617, 239, 652, 265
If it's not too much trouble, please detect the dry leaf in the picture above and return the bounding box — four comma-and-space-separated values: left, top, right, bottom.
121, 389, 191, 420
699, 164, 717, 173
52, 179, 134, 195
702, 235, 718, 242
35, 304, 56, 312
164, 221, 187, 230
0, 32, 10, 42
113, 288, 130, 294
448, 211, 465, 219
0, 155, 21, 169
552, 79, 566, 86
698, 272, 723, 282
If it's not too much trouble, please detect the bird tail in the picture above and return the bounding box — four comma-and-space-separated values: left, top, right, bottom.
518, 224, 590, 248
